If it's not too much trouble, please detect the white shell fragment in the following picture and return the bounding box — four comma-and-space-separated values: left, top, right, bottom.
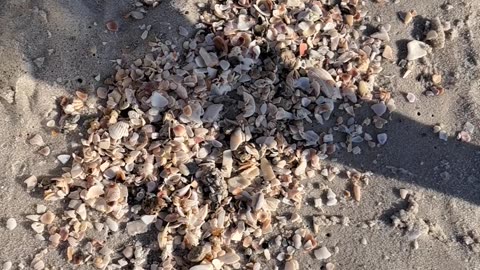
377, 133, 388, 145
126, 220, 148, 236
406, 40, 428, 61
406, 93, 417, 103
29, 134, 45, 146
6, 218, 17, 230
57, 154, 71, 164
24, 175, 37, 192
108, 122, 130, 140
314, 247, 332, 260
326, 189, 338, 206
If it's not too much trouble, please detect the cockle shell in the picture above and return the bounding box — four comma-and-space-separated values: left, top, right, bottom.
109, 122, 129, 140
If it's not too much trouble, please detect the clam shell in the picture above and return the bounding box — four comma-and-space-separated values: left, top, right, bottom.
29, 134, 45, 146
108, 122, 129, 140
40, 211, 55, 225
38, 146, 50, 156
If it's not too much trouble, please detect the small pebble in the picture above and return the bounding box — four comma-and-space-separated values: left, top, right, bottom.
6, 218, 17, 230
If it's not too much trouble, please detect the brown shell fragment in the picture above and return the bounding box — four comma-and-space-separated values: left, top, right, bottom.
106, 21, 119, 32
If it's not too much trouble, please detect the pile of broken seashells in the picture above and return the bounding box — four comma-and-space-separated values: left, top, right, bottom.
27, 0, 392, 269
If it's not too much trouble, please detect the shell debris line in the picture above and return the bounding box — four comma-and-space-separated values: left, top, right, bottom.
24, 0, 395, 269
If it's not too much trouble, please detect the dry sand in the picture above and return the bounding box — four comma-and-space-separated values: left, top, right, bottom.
1, 0, 480, 269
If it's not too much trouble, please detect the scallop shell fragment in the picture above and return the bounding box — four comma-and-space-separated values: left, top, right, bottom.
108, 122, 129, 140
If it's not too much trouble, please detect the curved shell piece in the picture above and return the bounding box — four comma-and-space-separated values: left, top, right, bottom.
109, 122, 130, 140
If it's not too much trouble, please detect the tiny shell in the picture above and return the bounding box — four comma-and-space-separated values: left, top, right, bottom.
230, 128, 244, 151
218, 253, 240, 264
377, 133, 388, 145
109, 122, 130, 140
24, 175, 37, 191
406, 40, 428, 61
57, 154, 71, 164
29, 134, 45, 146
38, 146, 51, 156
284, 259, 299, 270
382, 45, 394, 61
353, 184, 361, 202
371, 103, 387, 116
151, 92, 169, 108
106, 21, 119, 32
31, 222, 45, 233
40, 211, 55, 225
189, 265, 213, 270
6, 218, 17, 230
406, 93, 416, 103
314, 247, 332, 260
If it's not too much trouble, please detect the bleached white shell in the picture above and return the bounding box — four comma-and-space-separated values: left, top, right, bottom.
29, 134, 44, 146
6, 218, 17, 230
24, 175, 37, 191
230, 128, 245, 151
406, 93, 416, 103
406, 40, 428, 61
109, 122, 129, 140
126, 220, 148, 236
57, 154, 71, 164
314, 247, 332, 260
